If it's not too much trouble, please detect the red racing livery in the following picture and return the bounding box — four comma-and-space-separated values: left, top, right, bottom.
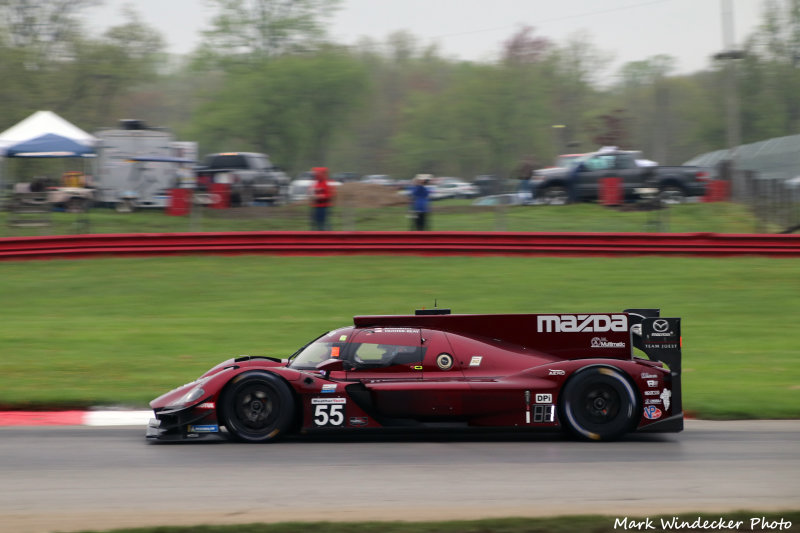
147, 308, 682, 442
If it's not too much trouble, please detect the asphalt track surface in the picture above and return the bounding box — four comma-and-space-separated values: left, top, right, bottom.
1, 420, 798, 533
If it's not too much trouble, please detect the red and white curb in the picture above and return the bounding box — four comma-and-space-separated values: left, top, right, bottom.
0, 410, 152, 427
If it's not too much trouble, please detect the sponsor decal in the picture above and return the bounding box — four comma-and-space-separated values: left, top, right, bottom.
197, 402, 215, 409
436, 353, 454, 371
643, 405, 662, 420
188, 424, 219, 433
537, 314, 627, 333
590, 336, 626, 348
311, 397, 347, 404
339, 335, 348, 342
645, 399, 662, 405
330, 346, 340, 358
412, 365, 423, 370
549, 369, 566, 376
321, 384, 337, 393
644, 390, 659, 396
313, 403, 344, 427
469, 356, 483, 367
349, 417, 368, 426
644, 342, 679, 349
660, 388, 672, 411
535, 393, 552, 404
646, 380, 658, 387
641, 372, 658, 379
373, 328, 419, 334
653, 319, 670, 332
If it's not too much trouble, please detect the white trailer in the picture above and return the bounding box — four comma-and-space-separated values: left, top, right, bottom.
94, 120, 196, 211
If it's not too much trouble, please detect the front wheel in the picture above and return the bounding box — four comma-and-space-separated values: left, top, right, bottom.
220, 372, 295, 443
559, 367, 638, 441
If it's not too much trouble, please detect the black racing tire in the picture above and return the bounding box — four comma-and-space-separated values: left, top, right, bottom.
559, 366, 639, 441
220, 372, 295, 443
541, 186, 570, 205
66, 197, 88, 213
659, 185, 686, 205
115, 199, 135, 213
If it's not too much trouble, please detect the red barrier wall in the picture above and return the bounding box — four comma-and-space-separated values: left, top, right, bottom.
600, 177, 623, 206
0, 232, 798, 261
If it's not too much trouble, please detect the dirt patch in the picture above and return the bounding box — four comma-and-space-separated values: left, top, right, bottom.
335, 183, 409, 208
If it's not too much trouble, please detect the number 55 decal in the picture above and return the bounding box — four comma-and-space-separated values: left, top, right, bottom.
311, 397, 346, 427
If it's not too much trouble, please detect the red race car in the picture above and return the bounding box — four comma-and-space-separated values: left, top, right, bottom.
146, 308, 682, 443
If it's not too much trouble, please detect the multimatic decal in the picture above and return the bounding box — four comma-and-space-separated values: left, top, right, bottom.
590, 336, 626, 348
349, 417, 368, 426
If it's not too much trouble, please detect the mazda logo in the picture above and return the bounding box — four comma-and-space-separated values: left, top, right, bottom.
653, 319, 669, 332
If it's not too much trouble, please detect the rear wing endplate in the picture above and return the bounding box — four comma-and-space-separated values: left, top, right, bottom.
625, 308, 682, 415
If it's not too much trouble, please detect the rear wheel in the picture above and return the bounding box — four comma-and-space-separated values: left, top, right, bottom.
659, 185, 686, 205
559, 367, 638, 441
541, 186, 570, 205
66, 197, 88, 213
220, 372, 294, 443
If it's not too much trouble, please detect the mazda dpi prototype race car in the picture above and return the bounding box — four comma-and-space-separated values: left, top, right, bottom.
147, 308, 682, 443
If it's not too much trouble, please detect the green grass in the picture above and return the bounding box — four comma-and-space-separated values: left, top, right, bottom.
72, 510, 800, 533
0, 254, 798, 418
0, 200, 773, 236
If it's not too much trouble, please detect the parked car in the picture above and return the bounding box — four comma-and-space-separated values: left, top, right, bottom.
288, 177, 342, 204
195, 152, 290, 206
360, 174, 394, 186
472, 193, 524, 206
531, 149, 710, 205
430, 177, 480, 200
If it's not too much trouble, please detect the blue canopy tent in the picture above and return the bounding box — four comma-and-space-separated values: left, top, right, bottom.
4, 133, 96, 158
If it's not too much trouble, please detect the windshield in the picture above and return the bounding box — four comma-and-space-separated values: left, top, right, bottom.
288, 329, 350, 370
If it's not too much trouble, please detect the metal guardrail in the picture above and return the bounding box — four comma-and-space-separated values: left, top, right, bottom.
0, 231, 798, 261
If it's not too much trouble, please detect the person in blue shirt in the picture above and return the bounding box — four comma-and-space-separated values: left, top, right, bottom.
409, 174, 431, 231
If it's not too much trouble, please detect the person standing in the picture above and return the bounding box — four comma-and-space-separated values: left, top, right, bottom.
515, 155, 538, 204
310, 167, 334, 230
409, 174, 431, 231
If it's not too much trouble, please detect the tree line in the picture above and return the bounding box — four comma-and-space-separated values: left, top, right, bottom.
1, 0, 799, 181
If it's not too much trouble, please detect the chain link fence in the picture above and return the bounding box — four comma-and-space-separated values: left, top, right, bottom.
686, 134, 800, 233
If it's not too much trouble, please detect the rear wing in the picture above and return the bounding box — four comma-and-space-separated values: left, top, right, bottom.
625, 308, 682, 416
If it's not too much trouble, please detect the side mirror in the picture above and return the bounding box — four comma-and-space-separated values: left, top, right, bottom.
316, 358, 346, 377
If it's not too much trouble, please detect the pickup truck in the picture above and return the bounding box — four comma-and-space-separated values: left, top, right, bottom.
531, 149, 710, 205
195, 152, 290, 206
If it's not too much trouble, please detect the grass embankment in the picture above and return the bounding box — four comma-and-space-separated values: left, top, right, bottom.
73, 511, 800, 533
0, 200, 769, 235
0, 254, 797, 418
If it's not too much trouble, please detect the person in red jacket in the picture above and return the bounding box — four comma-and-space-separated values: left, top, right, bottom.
310, 167, 334, 230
